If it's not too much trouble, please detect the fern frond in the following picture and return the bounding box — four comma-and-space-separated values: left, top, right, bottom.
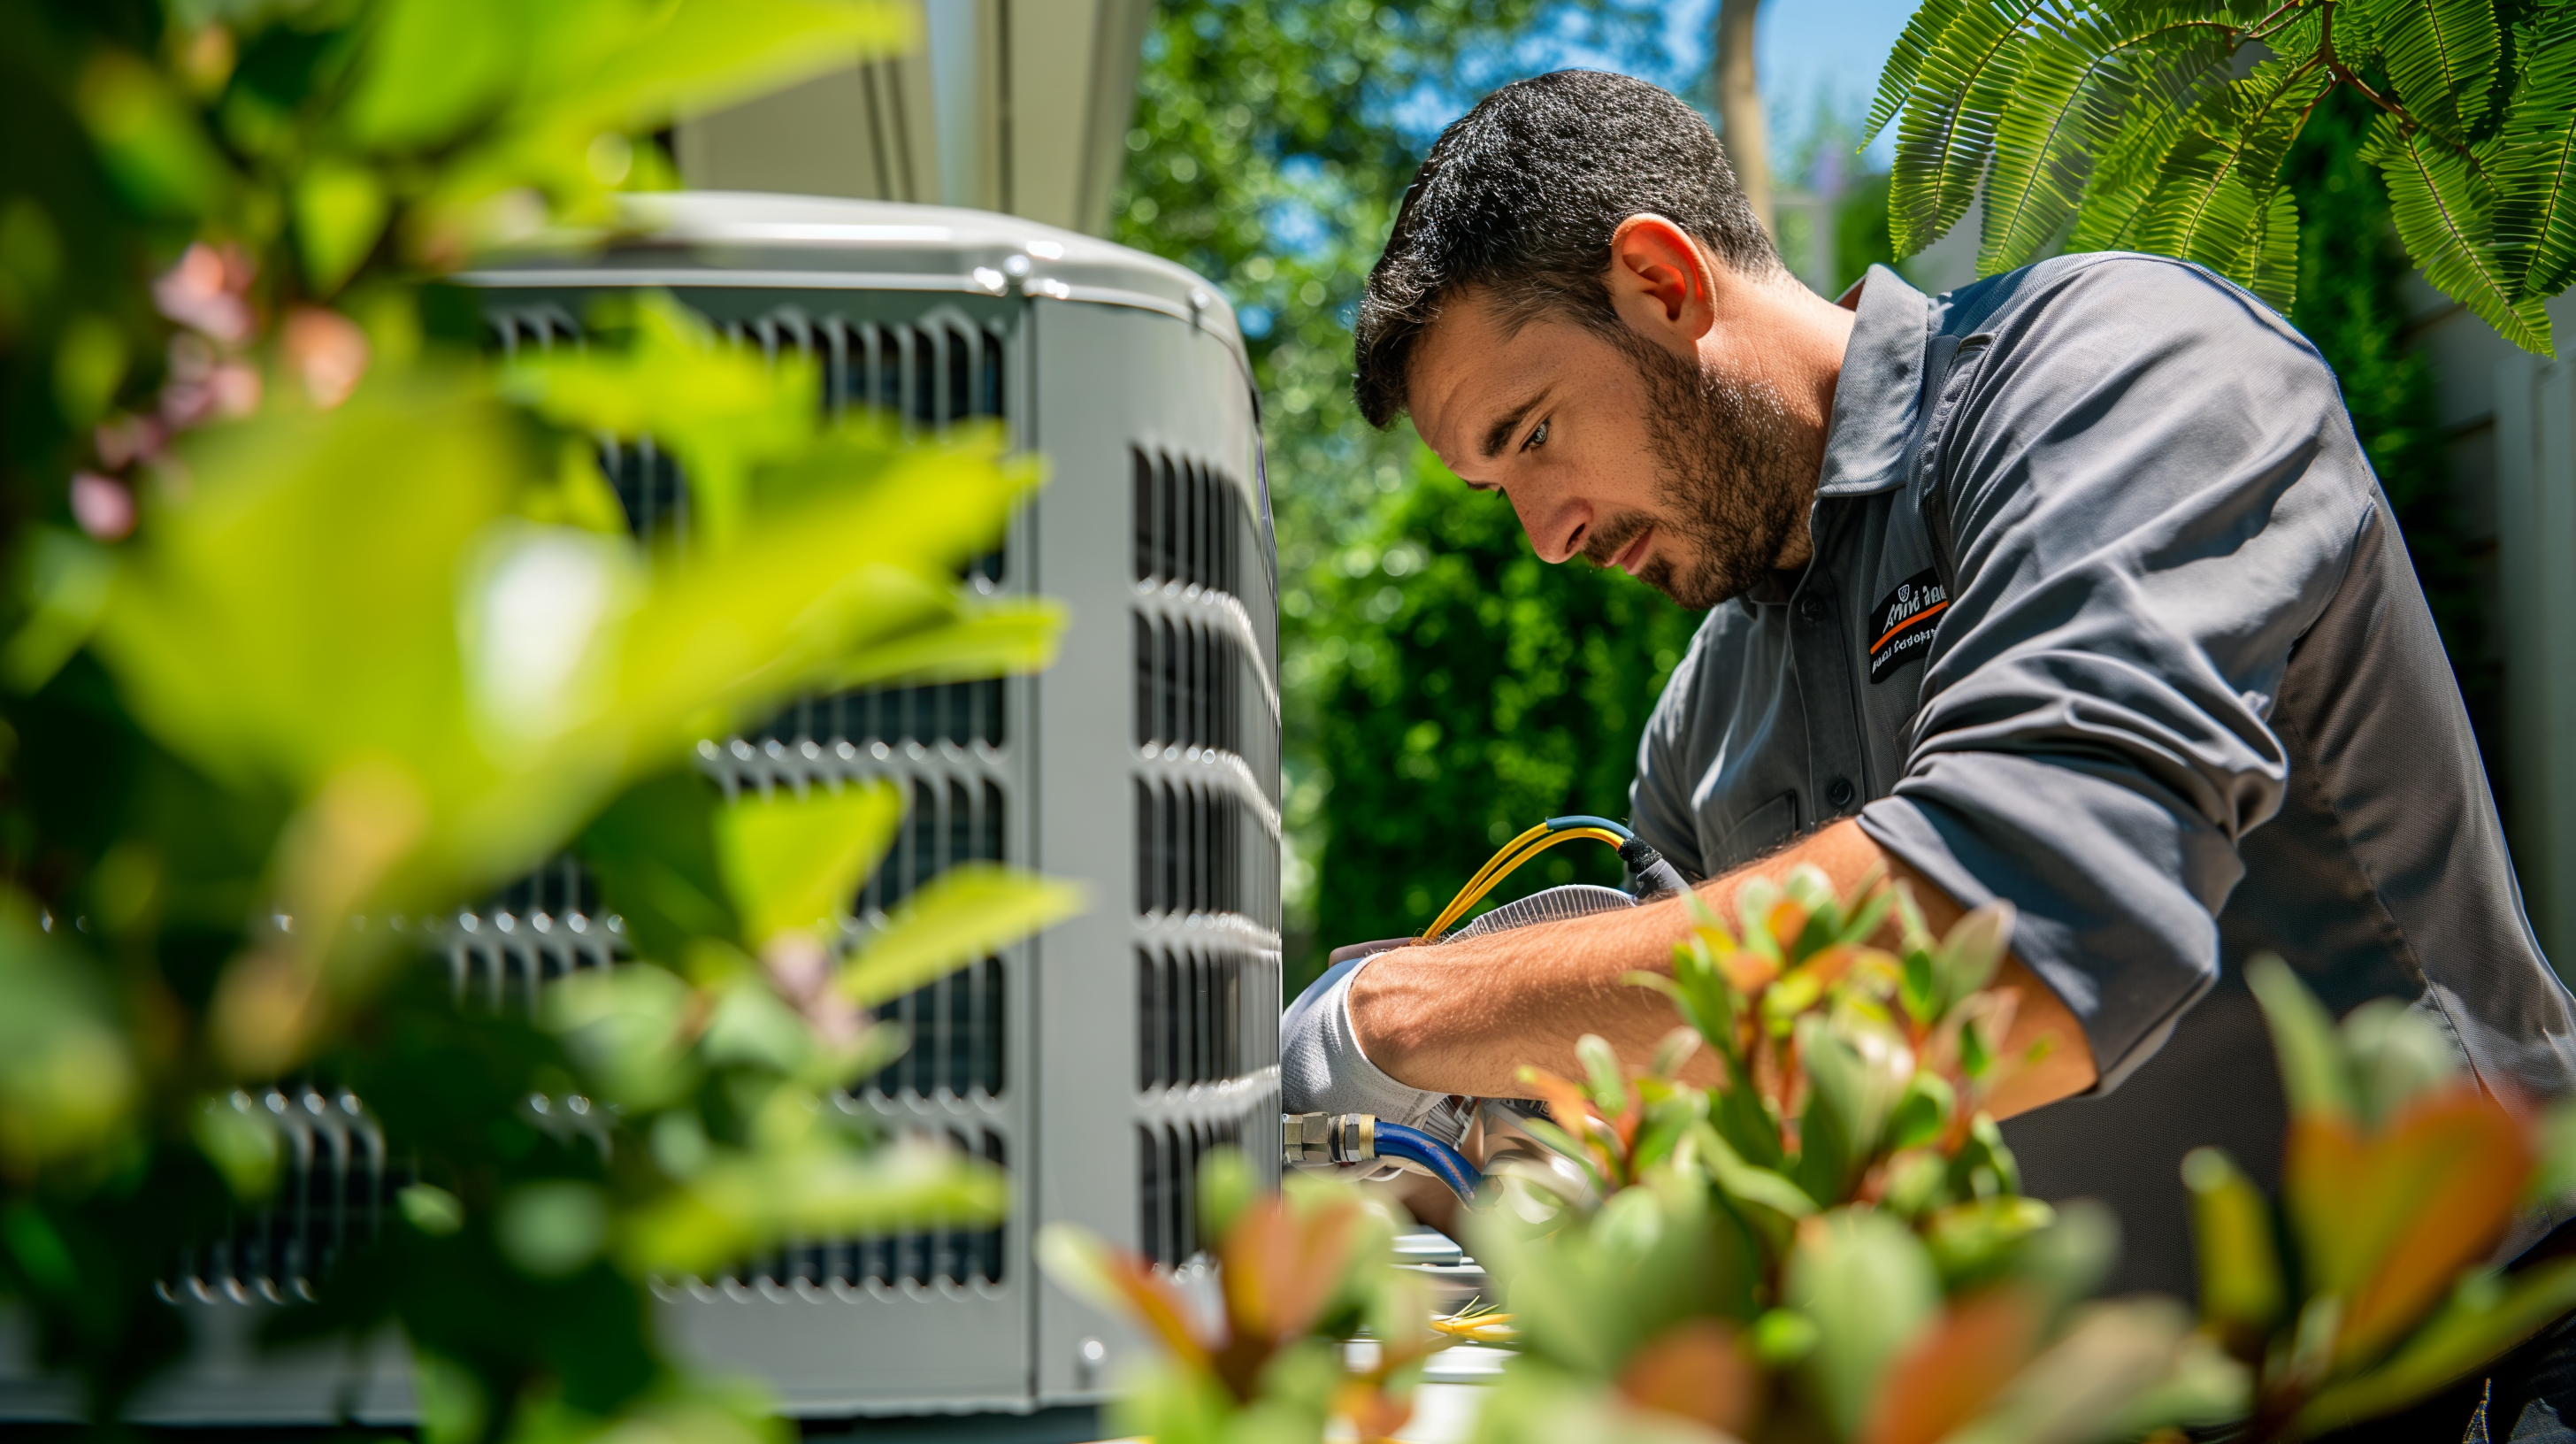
2365, 0, 2500, 142
2127, 51, 2332, 280
2495, 4, 2576, 301
1865, 0, 1972, 148
2246, 182, 2302, 311
1980, 8, 2238, 275
2365, 113, 2553, 354
1888, 0, 2053, 257
2064, 32, 2237, 252
2327, 0, 2380, 74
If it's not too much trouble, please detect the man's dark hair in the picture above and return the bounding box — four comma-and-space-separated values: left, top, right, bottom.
1352, 70, 1778, 428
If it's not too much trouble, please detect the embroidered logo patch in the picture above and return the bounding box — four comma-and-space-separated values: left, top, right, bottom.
1868, 567, 1949, 684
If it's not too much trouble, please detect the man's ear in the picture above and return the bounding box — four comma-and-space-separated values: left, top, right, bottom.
1606, 214, 1720, 352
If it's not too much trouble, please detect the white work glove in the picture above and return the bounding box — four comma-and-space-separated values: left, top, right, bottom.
1282, 885, 1644, 1149
1279, 952, 1455, 1137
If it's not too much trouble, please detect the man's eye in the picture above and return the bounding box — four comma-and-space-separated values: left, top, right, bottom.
1522, 419, 1551, 452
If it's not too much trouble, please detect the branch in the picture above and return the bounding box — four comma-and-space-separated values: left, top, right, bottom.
2242, 0, 2311, 44
2314, 1, 2459, 157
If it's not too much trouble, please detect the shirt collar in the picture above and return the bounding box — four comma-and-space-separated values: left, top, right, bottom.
1812, 265, 1929, 499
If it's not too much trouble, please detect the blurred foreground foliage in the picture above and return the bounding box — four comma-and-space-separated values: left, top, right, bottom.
0, 0, 1078, 1435
1062, 872, 2576, 1443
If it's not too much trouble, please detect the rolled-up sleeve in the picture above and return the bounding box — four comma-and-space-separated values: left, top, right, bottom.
1855, 259, 2373, 1090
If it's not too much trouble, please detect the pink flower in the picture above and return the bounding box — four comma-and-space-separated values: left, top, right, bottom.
94, 413, 166, 468
71, 472, 134, 541
283, 306, 369, 408
151, 242, 255, 347
161, 333, 261, 426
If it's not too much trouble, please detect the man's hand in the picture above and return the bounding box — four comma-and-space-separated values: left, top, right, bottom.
1344, 818, 2099, 1119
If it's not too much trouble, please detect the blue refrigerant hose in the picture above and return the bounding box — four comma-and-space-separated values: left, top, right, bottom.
1372, 1121, 1485, 1201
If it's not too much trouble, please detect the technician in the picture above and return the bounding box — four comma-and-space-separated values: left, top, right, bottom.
1315, 67, 2576, 1420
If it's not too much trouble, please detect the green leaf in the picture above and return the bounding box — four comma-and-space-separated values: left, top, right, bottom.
514, 0, 917, 140
502, 294, 819, 552
1943, 1298, 2220, 1444
1472, 1171, 1752, 1379
3, 528, 116, 695
2493, 4, 2576, 301
2363, 0, 2499, 141
1936, 899, 2013, 1002
1793, 1035, 1860, 1205
0, 898, 139, 1171
1689, 1120, 1819, 1221
2340, 997, 2462, 1126
2295, 1259, 2576, 1437
2246, 952, 2358, 1124
1576, 1032, 1627, 1118
295, 160, 390, 296
1888, 1070, 1955, 1151
2366, 113, 2553, 355
397, 1183, 465, 1237
580, 771, 741, 964
815, 599, 1067, 691
624, 1131, 1007, 1276
1864, 0, 1970, 148
341, 0, 528, 149
193, 1095, 281, 1202
1923, 1194, 2060, 1286
2181, 1146, 2285, 1341
1887, 0, 2051, 256
74, 50, 233, 217
496, 1180, 607, 1278
1980, 11, 2238, 276
1786, 1206, 1942, 1439
545, 962, 702, 1109
2246, 180, 2304, 312
2125, 53, 2333, 292
837, 864, 1082, 1006
713, 780, 903, 945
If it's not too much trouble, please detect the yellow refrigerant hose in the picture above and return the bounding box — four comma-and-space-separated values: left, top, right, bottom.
1416, 815, 1686, 943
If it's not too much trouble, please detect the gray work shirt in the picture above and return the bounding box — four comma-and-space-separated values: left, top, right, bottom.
1629, 254, 2576, 1295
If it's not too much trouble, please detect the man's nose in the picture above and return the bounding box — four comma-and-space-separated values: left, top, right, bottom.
1509, 488, 1590, 565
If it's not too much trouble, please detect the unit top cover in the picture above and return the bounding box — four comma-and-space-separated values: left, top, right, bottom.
465, 192, 1245, 352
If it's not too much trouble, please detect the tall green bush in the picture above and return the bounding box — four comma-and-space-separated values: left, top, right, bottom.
1301, 447, 1701, 982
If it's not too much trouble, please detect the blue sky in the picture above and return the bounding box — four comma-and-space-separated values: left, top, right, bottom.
1552, 0, 1920, 172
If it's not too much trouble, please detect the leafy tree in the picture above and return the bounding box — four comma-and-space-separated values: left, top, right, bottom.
1301, 446, 1701, 979
0, 0, 1070, 1434
1868, 0, 2576, 352
1112, 0, 1676, 984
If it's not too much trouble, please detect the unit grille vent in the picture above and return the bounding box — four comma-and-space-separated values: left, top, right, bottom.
1133, 779, 1243, 919
492, 303, 1009, 584
1137, 1118, 1242, 1270
1132, 449, 1242, 596
1133, 615, 1242, 757
751, 679, 1007, 752
163, 1089, 395, 1305
721, 1127, 1008, 1289
448, 855, 619, 1009
1135, 947, 1279, 1092
850, 776, 1006, 918
858, 956, 1006, 1098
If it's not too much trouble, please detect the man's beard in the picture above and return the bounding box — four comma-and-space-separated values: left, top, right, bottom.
1581, 331, 1816, 611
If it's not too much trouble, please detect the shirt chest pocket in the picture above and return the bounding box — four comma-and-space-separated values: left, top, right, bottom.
1717, 792, 1802, 872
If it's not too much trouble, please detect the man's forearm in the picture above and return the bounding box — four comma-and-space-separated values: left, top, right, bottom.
1343, 818, 2100, 1118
